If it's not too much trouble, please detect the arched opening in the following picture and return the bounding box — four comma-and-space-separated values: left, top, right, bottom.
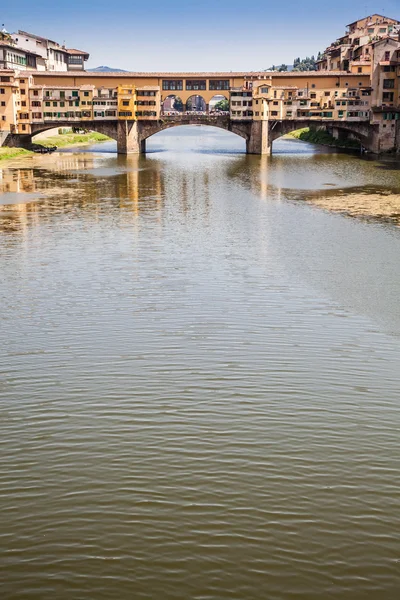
271, 124, 364, 155
162, 95, 184, 115
209, 95, 229, 114
29, 123, 117, 153
145, 124, 246, 155
185, 95, 207, 114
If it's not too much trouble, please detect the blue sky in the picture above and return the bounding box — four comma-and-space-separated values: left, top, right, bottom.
3, 1, 399, 71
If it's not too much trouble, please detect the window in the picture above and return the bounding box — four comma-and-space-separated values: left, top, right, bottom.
32, 101, 41, 107
45, 101, 50, 106
383, 112, 400, 120
60, 102, 65, 107
0, 89, 4, 95
260, 87, 269, 93
310, 93, 316, 99
384, 51, 390, 61
20, 79, 25, 83
273, 101, 278, 105
0, 101, 5, 107
271, 111, 278, 116
383, 79, 395, 89
68, 56, 84, 65
21, 101, 26, 107
72, 91, 78, 97
84, 91, 89, 97
311, 84, 315, 88
380, 28, 387, 33
297, 91, 303, 97
122, 100, 130, 106
20, 89, 26, 95
209, 80, 229, 91
53, 102, 57, 107
324, 91, 330, 96
382, 92, 394, 102
368, 28, 374, 34
162, 80, 183, 91
118, 111, 133, 116
358, 67, 362, 73
33, 90, 38, 96
186, 80, 206, 91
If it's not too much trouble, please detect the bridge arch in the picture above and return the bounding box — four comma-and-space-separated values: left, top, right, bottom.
268, 119, 376, 152
30, 120, 119, 141
138, 117, 251, 145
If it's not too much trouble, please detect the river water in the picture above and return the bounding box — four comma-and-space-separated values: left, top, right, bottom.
1, 127, 400, 599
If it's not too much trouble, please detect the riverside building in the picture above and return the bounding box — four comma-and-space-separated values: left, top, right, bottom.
0, 15, 399, 153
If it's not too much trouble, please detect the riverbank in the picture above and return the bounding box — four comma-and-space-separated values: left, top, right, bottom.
0, 148, 33, 162
36, 131, 111, 148
286, 127, 361, 149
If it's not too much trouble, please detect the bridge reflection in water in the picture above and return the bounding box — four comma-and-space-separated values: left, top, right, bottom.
0, 127, 379, 241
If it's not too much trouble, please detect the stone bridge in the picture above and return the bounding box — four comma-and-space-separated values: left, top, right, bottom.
4, 115, 381, 154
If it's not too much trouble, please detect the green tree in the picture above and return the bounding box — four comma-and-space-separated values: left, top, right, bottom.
173, 97, 183, 111
214, 99, 229, 111
292, 55, 318, 72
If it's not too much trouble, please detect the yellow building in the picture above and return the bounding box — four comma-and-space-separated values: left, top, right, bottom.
0, 70, 19, 137
135, 86, 160, 120
117, 85, 136, 120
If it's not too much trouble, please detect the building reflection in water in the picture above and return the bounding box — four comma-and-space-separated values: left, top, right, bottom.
0, 147, 294, 242
0, 152, 166, 238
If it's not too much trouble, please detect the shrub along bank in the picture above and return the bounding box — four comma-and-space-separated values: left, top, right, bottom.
287, 127, 361, 149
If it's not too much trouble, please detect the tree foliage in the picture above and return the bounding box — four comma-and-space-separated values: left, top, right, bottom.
265, 64, 288, 72
292, 56, 318, 71
214, 99, 229, 111
173, 97, 184, 111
